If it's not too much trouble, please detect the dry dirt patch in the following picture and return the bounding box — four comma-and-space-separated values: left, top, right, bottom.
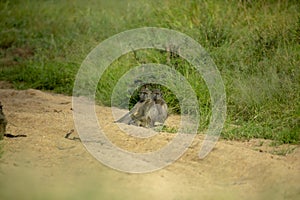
0, 87, 299, 200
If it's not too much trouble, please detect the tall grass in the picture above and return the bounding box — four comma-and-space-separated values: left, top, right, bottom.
0, 0, 299, 143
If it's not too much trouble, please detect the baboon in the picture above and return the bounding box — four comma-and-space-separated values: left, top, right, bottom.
129, 88, 155, 127
151, 89, 168, 125
116, 88, 168, 128
115, 88, 155, 127
0, 101, 7, 140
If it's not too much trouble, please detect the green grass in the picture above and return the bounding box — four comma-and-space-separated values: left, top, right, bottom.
0, 0, 299, 144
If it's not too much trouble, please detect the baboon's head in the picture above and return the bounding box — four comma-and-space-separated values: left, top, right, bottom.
152, 89, 162, 101
139, 88, 152, 101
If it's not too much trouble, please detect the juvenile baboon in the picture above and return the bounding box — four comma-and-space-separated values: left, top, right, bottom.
129, 88, 155, 127
115, 88, 154, 127
0, 101, 7, 140
151, 89, 168, 125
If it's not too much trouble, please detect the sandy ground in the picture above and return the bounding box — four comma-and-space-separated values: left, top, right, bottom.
0, 85, 299, 200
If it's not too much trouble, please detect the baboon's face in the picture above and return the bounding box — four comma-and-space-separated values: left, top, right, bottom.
139, 88, 152, 101
152, 90, 162, 101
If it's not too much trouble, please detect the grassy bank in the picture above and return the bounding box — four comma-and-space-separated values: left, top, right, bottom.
0, 0, 299, 144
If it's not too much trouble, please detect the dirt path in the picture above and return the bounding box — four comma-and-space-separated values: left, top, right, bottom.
0, 86, 299, 200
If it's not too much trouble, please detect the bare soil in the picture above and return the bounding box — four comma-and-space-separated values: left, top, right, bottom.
0, 84, 299, 200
